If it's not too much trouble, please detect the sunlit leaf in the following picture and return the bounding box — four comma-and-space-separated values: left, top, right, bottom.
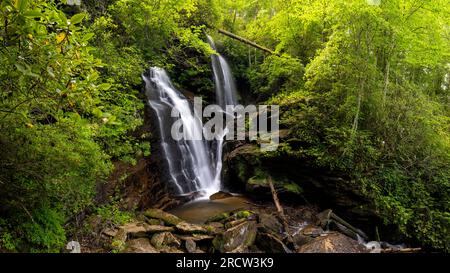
70, 13, 85, 25
97, 83, 111, 90
23, 10, 41, 18
56, 32, 66, 43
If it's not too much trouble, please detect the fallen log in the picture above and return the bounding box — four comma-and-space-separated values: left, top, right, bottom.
267, 176, 297, 252
316, 209, 368, 241
381, 247, 422, 253
218, 29, 278, 56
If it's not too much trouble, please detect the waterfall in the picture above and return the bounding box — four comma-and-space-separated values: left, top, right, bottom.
142, 36, 237, 198
143, 68, 219, 196
207, 35, 238, 108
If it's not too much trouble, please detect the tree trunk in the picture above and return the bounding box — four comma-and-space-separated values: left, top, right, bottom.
218, 29, 278, 55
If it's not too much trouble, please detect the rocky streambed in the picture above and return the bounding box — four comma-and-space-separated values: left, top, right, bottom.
98, 194, 376, 253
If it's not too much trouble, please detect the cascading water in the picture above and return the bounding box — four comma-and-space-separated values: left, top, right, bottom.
143, 35, 238, 199
207, 35, 238, 108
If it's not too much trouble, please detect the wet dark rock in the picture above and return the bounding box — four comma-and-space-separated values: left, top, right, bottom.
258, 213, 283, 234
256, 233, 290, 253
293, 233, 314, 246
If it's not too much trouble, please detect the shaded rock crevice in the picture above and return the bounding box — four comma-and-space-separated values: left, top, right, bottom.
221, 143, 394, 241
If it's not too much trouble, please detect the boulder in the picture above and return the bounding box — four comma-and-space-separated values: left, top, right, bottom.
206, 212, 231, 223
145, 225, 175, 233
210, 191, 234, 200
66, 241, 81, 253
113, 228, 127, 245
102, 228, 118, 237
144, 208, 183, 226
118, 222, 148, 238
233, 210, 256, 220
205, 222, 225, 234
255, 233, 290, 253
123, 238, 159, 253
118, 222, 174, 238
224, 218, 247, 229
300, 225, 324, 237
151, 232, 181, 249
292, 233, 313, 246
258, 213, 282, 234
296, 233, 368, 253
213, 221, 257, 253
175, 222, 207, 234
185, 239, 197, 253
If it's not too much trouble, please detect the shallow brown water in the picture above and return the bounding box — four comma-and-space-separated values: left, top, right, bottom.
169, 196, 250, 224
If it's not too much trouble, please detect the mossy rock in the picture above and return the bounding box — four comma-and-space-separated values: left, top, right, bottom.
248, 175, 269, 186
205, 212, 231, 223
247, 175, 303, 196
144, 209, 183, 226
283, 182, 302, 194
146, 218, 164, 226
234, 210, 255, 220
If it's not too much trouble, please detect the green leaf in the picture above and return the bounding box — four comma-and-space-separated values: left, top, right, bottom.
58, 10, 67, 25
82, 33, 95, 42
92, 108, 103, 118
15, 63, 27, 74
16, 0, 28, 12
97, 83, 111, 90
70, 13, 85, 25
23, 10, 41, 18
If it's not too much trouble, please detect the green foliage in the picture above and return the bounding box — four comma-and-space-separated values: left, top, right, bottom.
1, 0, 448, 253
20, 206, 66, 253
0, 231, 16, 252
95, 200, 134, 226
89, 17, 149, 162
0, 0, 152, 252
0, 0, 220, 252
216, 0, 450, 251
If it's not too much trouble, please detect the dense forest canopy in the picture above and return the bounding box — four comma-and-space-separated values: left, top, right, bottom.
0, 0, 448, 252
